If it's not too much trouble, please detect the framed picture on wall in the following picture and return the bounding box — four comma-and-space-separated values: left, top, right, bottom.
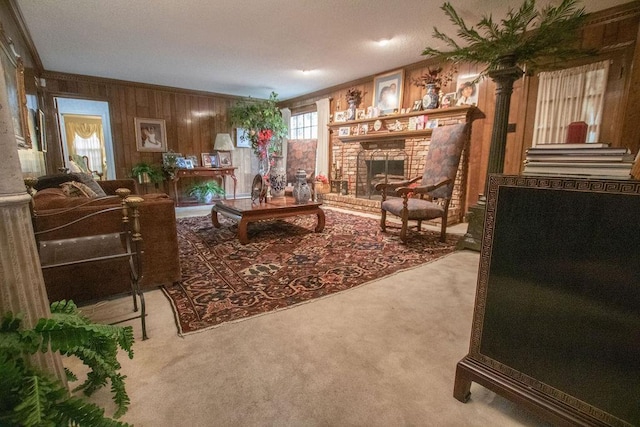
373, 69, 404, 116
236, 128, 251, 148
135, 117, 167, 152
0, 41, 31, 149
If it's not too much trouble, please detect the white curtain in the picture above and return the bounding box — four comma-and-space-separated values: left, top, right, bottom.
532, 60, 610, 146
280, 107, 291, 164
315, 98, 330, 176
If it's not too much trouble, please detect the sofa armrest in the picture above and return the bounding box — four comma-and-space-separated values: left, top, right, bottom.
99, 179, 137, 195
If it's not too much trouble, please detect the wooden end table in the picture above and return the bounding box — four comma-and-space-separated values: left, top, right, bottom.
211, 197, 325, 244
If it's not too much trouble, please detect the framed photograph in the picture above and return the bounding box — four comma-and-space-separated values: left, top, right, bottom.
184, 158, 195, 169
135, 117, 167, 152
356, 109, 366, 120
455, 75, 479, 106
1, 40, 31, 148
441, 92, 457, 108
236, 127, 251, 148
361, 123, 369, 135
217, 150, 232, 167
426, 119, 439, 129
201, 152, 214, 167
373, 69, 404, 116
338, 126, 350, 137
187, 155, 199, 167
175, 156, 187, 169
334, 111, 347, 122
412, 100, 423, 111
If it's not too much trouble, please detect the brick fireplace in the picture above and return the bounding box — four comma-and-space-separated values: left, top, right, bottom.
325, 106, 478, 224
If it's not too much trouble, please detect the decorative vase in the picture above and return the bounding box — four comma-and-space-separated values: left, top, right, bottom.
292, 169, 311, 204
269, 155, 286, 197
258, 151, 270, 177
346, 100, 357, 121
422, 83, 439, 110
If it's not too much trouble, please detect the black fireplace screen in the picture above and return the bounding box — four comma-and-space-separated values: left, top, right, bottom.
356, 149, 407, 199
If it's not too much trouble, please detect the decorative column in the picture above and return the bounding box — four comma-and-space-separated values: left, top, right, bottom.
457, 56, 523, 251
0, 62, 66, 380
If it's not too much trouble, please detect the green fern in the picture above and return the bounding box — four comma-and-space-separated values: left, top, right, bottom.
0, 300, 134, 426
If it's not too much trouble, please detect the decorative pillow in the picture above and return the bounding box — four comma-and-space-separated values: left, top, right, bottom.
59, 181, 98, 198
33, 173, 80, 191
70, 172, 107, 197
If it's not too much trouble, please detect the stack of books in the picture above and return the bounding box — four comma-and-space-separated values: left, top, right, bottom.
522, 143, 637, 179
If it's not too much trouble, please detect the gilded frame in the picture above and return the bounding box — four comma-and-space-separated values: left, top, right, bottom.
0, 35, 31, 149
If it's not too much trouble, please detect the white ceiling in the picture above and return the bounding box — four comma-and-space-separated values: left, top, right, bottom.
15, 0, 631, 101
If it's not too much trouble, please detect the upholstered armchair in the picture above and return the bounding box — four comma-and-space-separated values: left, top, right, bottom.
375, 122, 469, 243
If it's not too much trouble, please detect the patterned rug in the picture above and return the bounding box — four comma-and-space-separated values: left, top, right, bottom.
162, 209, 457, 335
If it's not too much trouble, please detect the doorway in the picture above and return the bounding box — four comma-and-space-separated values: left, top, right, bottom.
55, 97, 115, 180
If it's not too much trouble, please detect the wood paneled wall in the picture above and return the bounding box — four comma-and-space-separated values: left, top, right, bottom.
11, 1, 638, 212
38, 72, 254, 196
283, 2, 640, 211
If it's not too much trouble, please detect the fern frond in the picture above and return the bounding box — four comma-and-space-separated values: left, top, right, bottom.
53, 396, 132, 427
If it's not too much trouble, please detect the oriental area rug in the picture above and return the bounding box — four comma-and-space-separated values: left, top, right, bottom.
162, 209, 457, 336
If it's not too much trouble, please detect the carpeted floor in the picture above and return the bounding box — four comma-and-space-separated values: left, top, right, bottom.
163, 209, 457, 335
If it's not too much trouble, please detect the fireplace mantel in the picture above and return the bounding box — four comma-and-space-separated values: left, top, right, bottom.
328, 105, 482, 144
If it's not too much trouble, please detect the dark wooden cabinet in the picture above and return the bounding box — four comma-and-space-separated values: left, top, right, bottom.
455, 175, 640, 427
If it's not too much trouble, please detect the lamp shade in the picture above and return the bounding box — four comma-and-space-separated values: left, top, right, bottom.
214, 133, 234, 151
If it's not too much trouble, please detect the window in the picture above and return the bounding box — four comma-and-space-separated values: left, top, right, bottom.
532, 60, 610, 145
290, 111, 317, 140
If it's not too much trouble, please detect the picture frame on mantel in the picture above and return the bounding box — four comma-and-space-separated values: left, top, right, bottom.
135, 117, 167, 152
0, 36, 31, 149
373, 69, 404, 116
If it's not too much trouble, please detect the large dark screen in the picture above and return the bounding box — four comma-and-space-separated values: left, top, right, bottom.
479, 185, 640, 425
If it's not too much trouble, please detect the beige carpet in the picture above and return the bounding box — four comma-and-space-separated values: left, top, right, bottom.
66, 208, 549, 426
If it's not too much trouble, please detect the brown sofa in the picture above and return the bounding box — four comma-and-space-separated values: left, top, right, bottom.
31, 176, 181, 304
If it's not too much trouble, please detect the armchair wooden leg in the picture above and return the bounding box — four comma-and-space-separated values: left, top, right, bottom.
400, 220, 408, 243
380, 210, 387, 232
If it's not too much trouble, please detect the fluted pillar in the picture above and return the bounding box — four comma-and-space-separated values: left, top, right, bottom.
0, 60, 65, 380
457, 57, 523, 251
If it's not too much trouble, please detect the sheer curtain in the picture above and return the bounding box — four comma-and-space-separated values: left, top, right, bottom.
532, 60, 610, 146
315, 98, 330, 176
63, 115, 105, 174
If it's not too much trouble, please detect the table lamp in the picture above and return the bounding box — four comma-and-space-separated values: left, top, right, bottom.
214, 133, 234, 151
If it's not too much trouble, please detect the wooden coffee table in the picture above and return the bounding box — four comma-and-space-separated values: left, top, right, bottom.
211, 197, 325, 244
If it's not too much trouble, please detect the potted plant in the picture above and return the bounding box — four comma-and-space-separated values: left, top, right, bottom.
130, 162, 164, 185
228, 91, 288, 159
187, 180, 224, 203
0, 300, 133, 426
